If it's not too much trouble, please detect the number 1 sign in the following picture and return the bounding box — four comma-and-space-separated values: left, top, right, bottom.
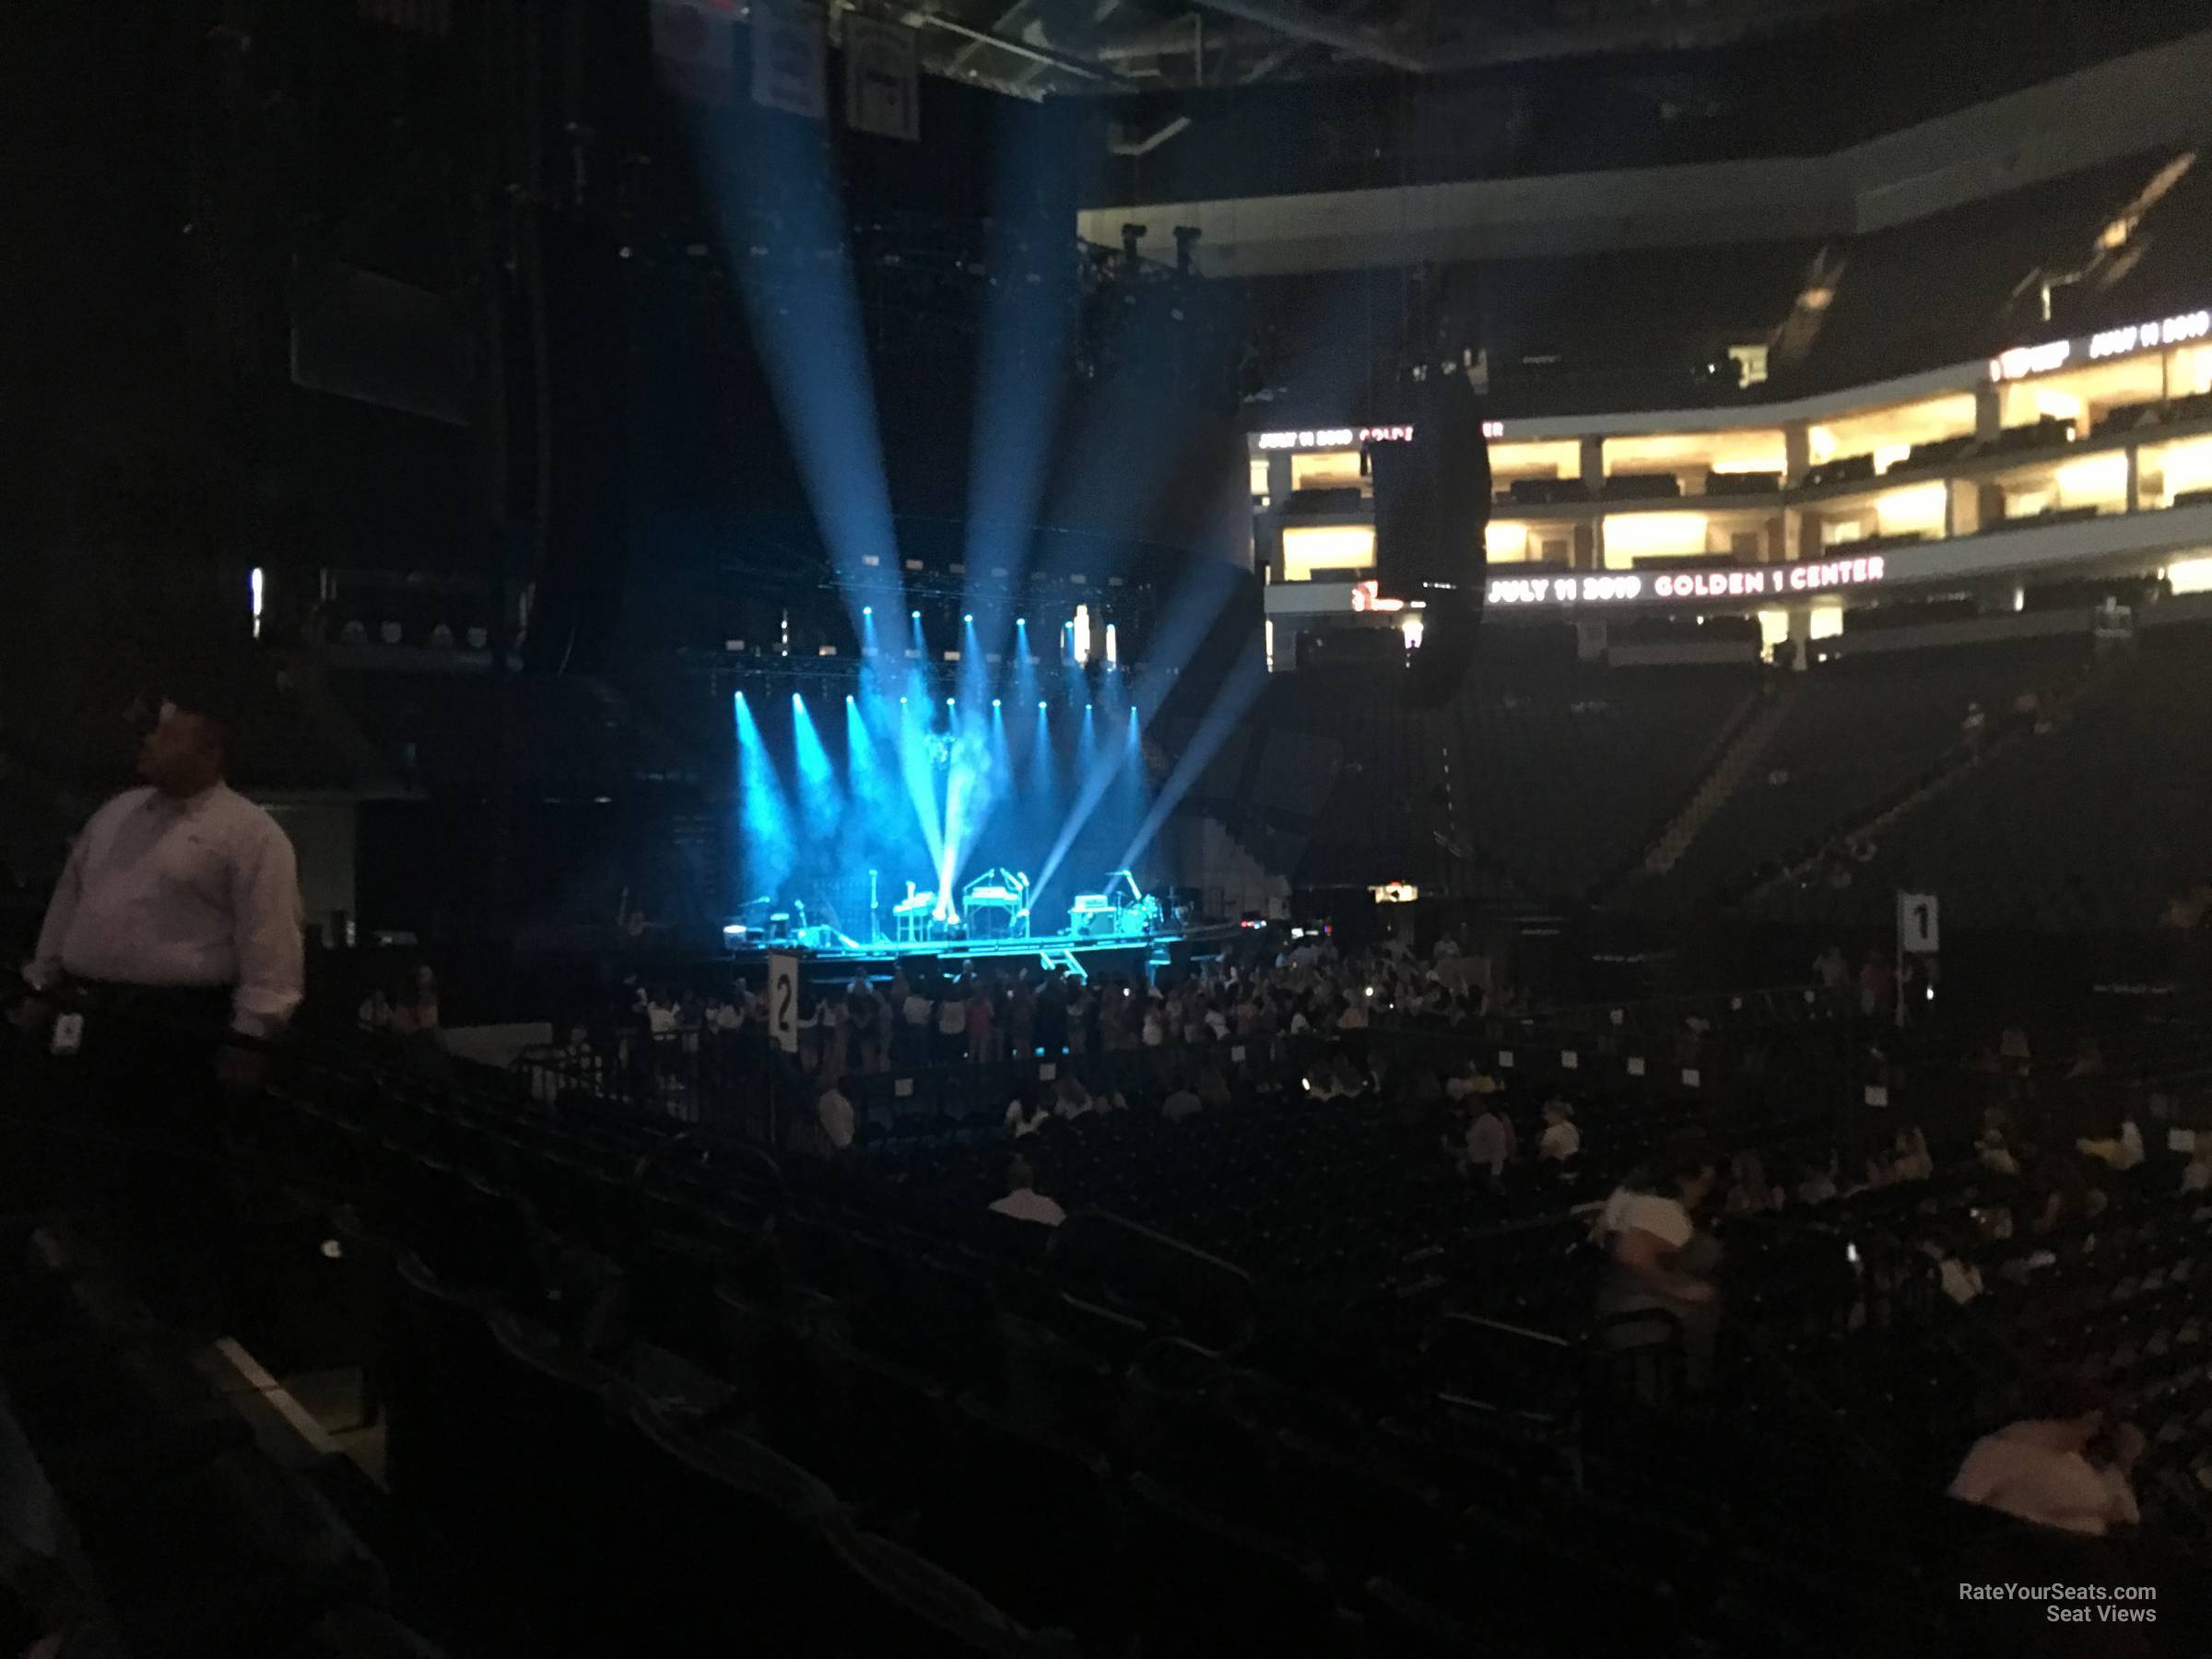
1897, 892, 1939, 956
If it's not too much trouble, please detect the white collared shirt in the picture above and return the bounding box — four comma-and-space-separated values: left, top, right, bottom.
30, 782, 303, 1034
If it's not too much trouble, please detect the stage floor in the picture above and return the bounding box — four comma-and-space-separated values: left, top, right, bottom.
726, 925, 1222, 982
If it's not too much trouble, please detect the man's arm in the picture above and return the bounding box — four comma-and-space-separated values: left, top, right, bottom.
229, 818, 305, 1036
26, 806, 103, 990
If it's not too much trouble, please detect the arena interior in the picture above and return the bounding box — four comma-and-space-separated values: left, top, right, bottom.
6, 1, 2212, 1653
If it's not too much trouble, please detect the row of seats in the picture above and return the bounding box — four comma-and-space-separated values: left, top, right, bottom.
1759, 627, 2212, 929
0, 1213, 443, 1658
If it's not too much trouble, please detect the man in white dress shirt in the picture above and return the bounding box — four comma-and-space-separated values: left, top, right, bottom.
17, 688, 303, 1088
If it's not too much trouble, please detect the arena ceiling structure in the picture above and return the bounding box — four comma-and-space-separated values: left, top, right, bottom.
872, 0, 1889, 100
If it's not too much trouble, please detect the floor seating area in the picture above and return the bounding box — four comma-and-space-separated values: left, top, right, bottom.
8, 985, 2212, 1653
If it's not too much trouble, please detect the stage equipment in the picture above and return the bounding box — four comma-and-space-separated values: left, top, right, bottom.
960, 868, 1032, 940
893, 881, 941, 945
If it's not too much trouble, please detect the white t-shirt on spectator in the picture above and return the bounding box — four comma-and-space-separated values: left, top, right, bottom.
1948, 1427, 2129, 1535
1539, 1121, 1582, 1160
989, 1188, 1066, 1227
816, 1088, 854, 1151
1611, 1193, 1693, 1249
903, 994, 932, 1028
1938, 1258, 1983, 1304
937, 1000, 965, 1036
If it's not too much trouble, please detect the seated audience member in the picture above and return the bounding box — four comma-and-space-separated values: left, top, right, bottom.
387, 963, 453, 1082
2065, 1034, 2107, 1079
1594, 1142, 1723, 1387
1162, 1078, 1204, 1122
1461, 1101, 1515, 1180
1997, 1021, 2033, 1077
1977, 1128, 2022, 1178
1195, 1063, 1231, 1110
2181, 1139, 2212, 1194
1593, 1166, 1651, 1242
1888, 1125, 1935, 1182
814, 1080, 853, 1153
1005, 1089, 1051, 1138
1537, 1099, 1581, 1161
1724, 1151, 1783, 1216
1918, 1233, 1984, 1305
1948, 1380, 2139, 1536
988, 1155, 1065, 1228
1795, 1157, 1841, 1206
1327, 1053, 1367, 1100
1052, 1072, 1094, 1120
2077, 1107, 2144, 1172
2023, 1145, 2106, 1233
2084, 1419, 2146, 1531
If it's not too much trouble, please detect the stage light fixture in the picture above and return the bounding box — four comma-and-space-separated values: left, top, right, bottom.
992, 699, 1001, 708
911, 609, 922, 620
964, 613, 974, 623
862, 606, 872, 617
1038, 700, 1047, 709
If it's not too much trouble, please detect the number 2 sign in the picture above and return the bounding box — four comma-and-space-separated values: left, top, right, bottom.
768, 953, 801, 1054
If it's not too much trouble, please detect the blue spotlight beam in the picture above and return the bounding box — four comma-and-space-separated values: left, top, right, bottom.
694, 103, 902, 636
962, 105, 1084, 648
1116, 643, 1269, 875
789, 694, 841, 840
733, 692, 799, 899
1035, 698, 1140, 899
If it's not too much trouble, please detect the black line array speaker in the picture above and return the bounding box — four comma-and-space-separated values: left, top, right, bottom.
1371, 371, 1490, 707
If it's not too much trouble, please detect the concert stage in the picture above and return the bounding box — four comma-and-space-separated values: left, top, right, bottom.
724, 922, 1233, 986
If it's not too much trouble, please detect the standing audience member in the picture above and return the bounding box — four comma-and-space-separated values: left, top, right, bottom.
13, 685, 305, 1327
965, 982, 997, 1064
18, 686, 305, 1085
1537, 1099, 1581, 1161
1858, 952, 1895, 1022
1812, 945, 1851, 994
